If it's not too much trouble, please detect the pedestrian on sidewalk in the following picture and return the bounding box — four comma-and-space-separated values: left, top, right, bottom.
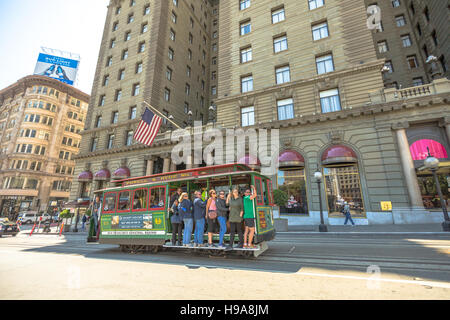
81, 214, 87, 231
343, 201, 355, 226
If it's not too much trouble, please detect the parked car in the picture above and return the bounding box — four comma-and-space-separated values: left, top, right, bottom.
17, 212, 51, 224
0, 218, 19, 237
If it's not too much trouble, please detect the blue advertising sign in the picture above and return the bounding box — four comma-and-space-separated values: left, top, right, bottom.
34, 51, 80, 85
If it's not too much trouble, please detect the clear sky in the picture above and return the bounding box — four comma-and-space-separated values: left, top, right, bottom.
0, 0, 110, 94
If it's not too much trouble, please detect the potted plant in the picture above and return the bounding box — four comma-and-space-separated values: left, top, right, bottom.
273, 189, 289, 231
59, 209, 73, 232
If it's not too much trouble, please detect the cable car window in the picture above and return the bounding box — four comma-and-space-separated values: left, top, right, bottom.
149, 186, 166, 209
267, 180, 274, 205
103, 192, 117, 213
133, 188, 148, 211
254, 177, 264, 205
117, 190, 131, 212
261, 179, 269, 205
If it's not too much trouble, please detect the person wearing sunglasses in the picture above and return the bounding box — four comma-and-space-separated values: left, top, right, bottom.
226, 188, 244, 249
243, 185, 257, 249
178, 192, 193, 247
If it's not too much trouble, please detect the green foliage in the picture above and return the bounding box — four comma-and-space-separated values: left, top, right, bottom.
59, 209, 73, 219
273, 189, 289, 207
84, 209, 92, 217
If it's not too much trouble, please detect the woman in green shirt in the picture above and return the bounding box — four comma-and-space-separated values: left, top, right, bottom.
243, 185, 257, 248
226, 188, 244, 248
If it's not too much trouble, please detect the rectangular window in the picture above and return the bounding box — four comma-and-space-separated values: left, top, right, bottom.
309, 0, 324, 10
312, 22, 329, 40
401, 34, 412, 47
407, 55, 418, 69
240, 0, 250, 10
112, 111, 119, 124
130, 106, 137, 120
277, 98, 294, 120
272, 7, 285, 24
136, 62, 143, 74
103, 192, 117, 213
240, 21, 251, 36
412, 77, 423, 86
138, 42, 145, 53
126, 130, 134, 146
395, 15, 406, 27
107, 134, 115, 149
241, 106, 255, 127
144, 5, 150, 15
115, 90, 122, 101
168, 48, 174, 60
320, 89, 341, 113
274, 35, 288, 53
117, 190, 131, 212
316, 54, 334, 74
240, 47, 252, 63
392, 0, 400, 8
164, 88, 171, 101
133, 83, 140, 96
122, 50, 128, 60
149, 187, 166, 209
378, 41, 389, 53
385, 61, 394, 73
133, 188, 148, 211
241, 75, 253, 93
275, 65, 290, 84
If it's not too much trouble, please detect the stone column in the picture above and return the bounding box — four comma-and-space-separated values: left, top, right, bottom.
145, 156, 155, 175
440, 117, 450, 144
393, 122, 424, 209
170, 162, 176, 172
186, 155, 193, 169
162, 153, 171, 173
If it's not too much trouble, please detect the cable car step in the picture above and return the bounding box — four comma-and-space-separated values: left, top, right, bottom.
162, 244, 261, 251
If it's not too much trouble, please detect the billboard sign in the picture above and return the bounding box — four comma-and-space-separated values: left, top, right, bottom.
33, 47, 80, 86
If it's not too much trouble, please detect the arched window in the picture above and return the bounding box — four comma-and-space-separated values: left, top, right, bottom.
410, 139, 448, 161
277, 150, 308, 215
321, 145, 365, 218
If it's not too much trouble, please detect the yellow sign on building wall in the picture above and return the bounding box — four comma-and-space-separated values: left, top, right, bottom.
381, 201, 392, 211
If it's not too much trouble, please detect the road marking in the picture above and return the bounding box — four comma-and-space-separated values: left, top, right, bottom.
296, 271, 450, 289
288, 246, 296, 254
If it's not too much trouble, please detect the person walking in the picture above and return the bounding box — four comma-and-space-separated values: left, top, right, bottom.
193, 191, 207, 247
216, 190, 229, 249
206, 190, 218, 247
170, 199, 183, 246
226, 188, 244, 249
343, 201, 355, 226
81, 214, 87, 232
179, 193, 193, 246
243, 185, 257, 248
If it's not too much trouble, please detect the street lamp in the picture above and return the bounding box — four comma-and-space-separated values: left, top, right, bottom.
314, 170, 328, 232
424, 150, 450, 231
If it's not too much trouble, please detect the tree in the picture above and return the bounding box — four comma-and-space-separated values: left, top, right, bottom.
273, 189, 288, 208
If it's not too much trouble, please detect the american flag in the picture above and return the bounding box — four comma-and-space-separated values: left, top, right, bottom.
133, 108, 163, 146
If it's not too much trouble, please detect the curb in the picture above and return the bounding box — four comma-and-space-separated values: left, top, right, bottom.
277, 231, 450, 235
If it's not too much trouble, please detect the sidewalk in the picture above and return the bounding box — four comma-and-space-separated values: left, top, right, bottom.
282, 223, 448, 234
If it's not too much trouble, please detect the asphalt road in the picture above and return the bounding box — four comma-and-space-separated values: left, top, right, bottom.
0, 232, 449, 299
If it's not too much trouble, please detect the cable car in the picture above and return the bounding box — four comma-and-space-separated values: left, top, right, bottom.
96, 164, 276, 257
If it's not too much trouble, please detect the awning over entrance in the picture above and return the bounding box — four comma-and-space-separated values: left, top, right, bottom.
63, 200, 91, 209
238, 155, 261, 168
94, 169, 111, 181
77, 171, 93, 182
113, 167, 130, 180
279, 150, 305, 170
321, 145, 358, 165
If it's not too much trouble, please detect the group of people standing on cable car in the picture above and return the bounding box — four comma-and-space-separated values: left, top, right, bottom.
169, 185, 258, 249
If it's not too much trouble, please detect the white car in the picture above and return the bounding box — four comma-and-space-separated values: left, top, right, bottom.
18, 212, 51, 224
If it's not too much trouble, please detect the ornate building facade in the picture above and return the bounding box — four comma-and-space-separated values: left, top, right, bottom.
0, 75, 89, 216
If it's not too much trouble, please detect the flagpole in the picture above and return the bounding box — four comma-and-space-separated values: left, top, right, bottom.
142, 101, 183, 130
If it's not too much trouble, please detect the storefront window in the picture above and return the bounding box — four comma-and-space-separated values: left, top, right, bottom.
277, 169, 308, 215
80, 182, 91, 198
323, 165, 365, 217
417, 174, 450, 210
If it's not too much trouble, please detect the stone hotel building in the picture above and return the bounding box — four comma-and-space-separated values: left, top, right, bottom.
0, 75, 89, 216
70, 0, 450, 226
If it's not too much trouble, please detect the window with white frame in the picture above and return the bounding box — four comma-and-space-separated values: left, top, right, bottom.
377, 40, 389, 53
275, 66, 290, 84
274, 35, 288, 53
241, 106, 255, 126
272, 7, 285, 24
240, 0, 250, 10
401, 34, 412, 47
240, 21, 251, 36
320, 89, 341, 113
312, 22, 329, 40
412, 77, 423, 86
240, 47, 252, 63
309, 0, 324, 10
277, 98, 294, 120
395, 15, 406, 27
316, 54, 334, 74
241, 75, 253, 93
392, 0, 400, 7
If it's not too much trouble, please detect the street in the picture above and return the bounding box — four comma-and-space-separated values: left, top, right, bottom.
0, 230, 449, 300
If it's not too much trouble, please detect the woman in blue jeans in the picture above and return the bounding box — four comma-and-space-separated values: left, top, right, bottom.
178, 193, 194, 246
216, 190, 229, 248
